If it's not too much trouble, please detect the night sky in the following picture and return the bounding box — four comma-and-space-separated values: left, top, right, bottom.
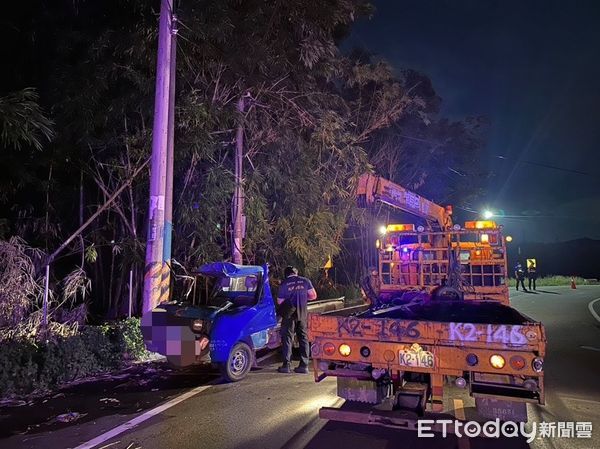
351, 0, 600, 242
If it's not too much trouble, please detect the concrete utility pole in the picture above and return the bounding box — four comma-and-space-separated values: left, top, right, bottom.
232, 94, 247, 265
143, 0, 174, 314
163, 13, 178, 301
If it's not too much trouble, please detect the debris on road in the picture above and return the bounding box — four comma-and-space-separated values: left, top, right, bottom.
0, 398, 28, 407
54, 411, 87, 423
100, 397, 121, 406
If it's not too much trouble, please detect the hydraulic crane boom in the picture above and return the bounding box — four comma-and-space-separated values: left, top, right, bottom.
356, 174, 453, 230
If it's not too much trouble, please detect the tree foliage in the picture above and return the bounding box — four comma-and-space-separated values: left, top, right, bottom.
0, 0, 488, 316
0, 88, 54, 151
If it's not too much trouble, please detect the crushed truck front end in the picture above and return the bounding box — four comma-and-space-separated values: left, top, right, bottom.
309, 300, 545, 421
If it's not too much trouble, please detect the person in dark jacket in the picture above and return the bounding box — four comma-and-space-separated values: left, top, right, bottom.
277, 266, 317, 374
514, 262, 527, 291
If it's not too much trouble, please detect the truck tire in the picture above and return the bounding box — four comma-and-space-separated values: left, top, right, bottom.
219, 342, 254, 382
431, 286, 463, 301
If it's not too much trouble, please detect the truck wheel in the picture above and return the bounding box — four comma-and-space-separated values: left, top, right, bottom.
219, 342, 253, 382
431, 286, 463, 301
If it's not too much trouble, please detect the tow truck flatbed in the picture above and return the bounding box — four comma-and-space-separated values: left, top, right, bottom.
309, 299, 546, 416
334, 299, 536, 325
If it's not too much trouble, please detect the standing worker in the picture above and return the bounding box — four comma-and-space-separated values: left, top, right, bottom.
527, 261, 538, 291
514, 262, 527, 291
277, 266, 317, 374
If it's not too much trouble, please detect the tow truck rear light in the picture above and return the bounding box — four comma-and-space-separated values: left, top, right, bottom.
532, 357, 544, 372
339, 344, 351, 357
360, 346, 371, 357
509, 355, 526, 370
383, 350, 395, 362
490, 354, 506, 369
466, 353, 478, 366
323, 342, 336, 356
310, 343, 320, 356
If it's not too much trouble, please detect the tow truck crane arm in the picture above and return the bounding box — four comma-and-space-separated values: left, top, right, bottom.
356, 173, 453, 230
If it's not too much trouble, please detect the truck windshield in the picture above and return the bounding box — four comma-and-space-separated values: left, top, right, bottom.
207, 274, 260, 308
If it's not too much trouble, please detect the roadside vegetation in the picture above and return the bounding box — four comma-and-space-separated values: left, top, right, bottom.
0, 319, 147, 397
0, 237, 147, 397
509, 275, 593, 287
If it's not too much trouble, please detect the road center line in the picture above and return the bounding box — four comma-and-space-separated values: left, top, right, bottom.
588, 298, 600, 324
73, 384, 212, 449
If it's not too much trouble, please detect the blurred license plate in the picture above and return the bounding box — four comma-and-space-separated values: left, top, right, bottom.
399, 347, 435, 368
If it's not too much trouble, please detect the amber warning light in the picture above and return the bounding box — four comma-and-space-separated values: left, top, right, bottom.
386, 224, 415, 232
465, 220, 497, 230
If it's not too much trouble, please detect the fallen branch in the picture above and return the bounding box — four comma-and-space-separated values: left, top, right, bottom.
46, 157, 149, 266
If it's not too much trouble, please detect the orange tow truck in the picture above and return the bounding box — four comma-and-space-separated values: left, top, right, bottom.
308, 174, 545, 425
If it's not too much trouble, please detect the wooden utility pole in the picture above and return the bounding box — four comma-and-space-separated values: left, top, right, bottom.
143, 0, 174, 314
232, 94, 247, 265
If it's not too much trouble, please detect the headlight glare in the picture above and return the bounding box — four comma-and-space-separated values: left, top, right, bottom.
192, 319, 204, 332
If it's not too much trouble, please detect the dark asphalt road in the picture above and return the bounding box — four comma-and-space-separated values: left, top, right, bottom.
2, 286, 599, 449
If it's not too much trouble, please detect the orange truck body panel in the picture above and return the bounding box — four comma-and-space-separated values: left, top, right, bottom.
309, 309, 546, 406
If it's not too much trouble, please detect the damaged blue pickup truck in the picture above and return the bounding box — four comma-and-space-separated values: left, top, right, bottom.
142, 262, 343, 381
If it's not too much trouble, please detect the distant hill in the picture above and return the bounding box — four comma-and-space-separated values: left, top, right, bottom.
507, 238, 600, 279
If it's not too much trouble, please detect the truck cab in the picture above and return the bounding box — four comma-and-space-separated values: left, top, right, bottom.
142, 262, 345, 382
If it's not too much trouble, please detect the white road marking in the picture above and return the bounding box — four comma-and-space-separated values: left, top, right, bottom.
560, 396, 600, 405
581, 345, 600, 352
588, 298, 600, 324
73, 385, 212, 449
